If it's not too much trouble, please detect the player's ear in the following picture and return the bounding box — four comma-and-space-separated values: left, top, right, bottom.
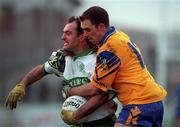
98, 23, 106, 32
79, 34, 86, 42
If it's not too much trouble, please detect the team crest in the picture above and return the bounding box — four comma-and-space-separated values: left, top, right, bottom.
95, 51, 121, 80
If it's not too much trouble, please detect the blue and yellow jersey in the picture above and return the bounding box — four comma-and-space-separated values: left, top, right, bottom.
92, 26, 167, 106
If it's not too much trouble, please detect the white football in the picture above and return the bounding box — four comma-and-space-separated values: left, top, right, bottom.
62, 95, 87, 111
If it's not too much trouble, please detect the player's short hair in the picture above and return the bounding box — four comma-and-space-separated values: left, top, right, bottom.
67, 16, 97, 51
79, 6, 109, 27
68, 16, 83, 36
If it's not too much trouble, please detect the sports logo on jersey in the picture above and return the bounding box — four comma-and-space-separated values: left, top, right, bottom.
48, 56, 59, 69
95, 51, 121, 81
47, 51, 65, 73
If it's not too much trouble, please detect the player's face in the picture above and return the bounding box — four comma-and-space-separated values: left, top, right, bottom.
81, 19, 104, 46
61, 21, 81, 53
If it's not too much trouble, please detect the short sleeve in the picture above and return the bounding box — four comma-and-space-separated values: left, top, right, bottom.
92, 51, 121, 91
43, 50, 65, 77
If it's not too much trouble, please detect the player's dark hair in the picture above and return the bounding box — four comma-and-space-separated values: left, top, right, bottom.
79, 6, 109, 27
68, 16, 83, 35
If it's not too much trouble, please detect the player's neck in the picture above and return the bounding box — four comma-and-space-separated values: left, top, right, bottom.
74, 42, 90, 55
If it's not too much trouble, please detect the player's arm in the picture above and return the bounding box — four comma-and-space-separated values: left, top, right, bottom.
61, 94, 108, 124
21, 65, 46, 87
62, 50, 120, 98
61, 91, 117, 125
74, 87, 117, 120
74, 94, 109, 120
71, 82, 101, 96
62, 82, 101, 99
5, 65, 46, 110
5, 50, 66, 110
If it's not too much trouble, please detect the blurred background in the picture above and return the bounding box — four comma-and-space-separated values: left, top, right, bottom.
0, 0, 180, 126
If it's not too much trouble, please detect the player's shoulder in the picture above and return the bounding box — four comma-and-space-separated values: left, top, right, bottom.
103, 32, 130, 54
98, 31, 131, 58
109, 31, 130, 44
50, 49, 74, 57
50, 49, 61, 56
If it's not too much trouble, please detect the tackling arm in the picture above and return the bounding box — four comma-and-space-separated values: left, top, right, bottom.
69, 82, 101, 97
74, 94, 109, 120
61, 94, 109, 125
61, 92, 117, 125
62, 81, 116, 99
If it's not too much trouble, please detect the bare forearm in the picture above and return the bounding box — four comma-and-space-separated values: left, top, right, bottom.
74, 94, 108, 120
69, 82, 100, 97
20, 65, 46, 87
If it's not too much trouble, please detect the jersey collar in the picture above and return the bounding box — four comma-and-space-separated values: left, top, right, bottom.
99, 26, 116, 47
74, 49, 96, 60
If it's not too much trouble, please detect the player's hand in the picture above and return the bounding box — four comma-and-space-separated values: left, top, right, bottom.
60, 109, 77, 125
100, 88, 117, 100
5, 84, 25, 110
107, 88, 117, 100
61, 85, 71, 99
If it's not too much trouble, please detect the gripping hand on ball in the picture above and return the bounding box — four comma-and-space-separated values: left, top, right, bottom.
62, 85, 71, 99
5, 84, 25, 110
60, 109, 77, 125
